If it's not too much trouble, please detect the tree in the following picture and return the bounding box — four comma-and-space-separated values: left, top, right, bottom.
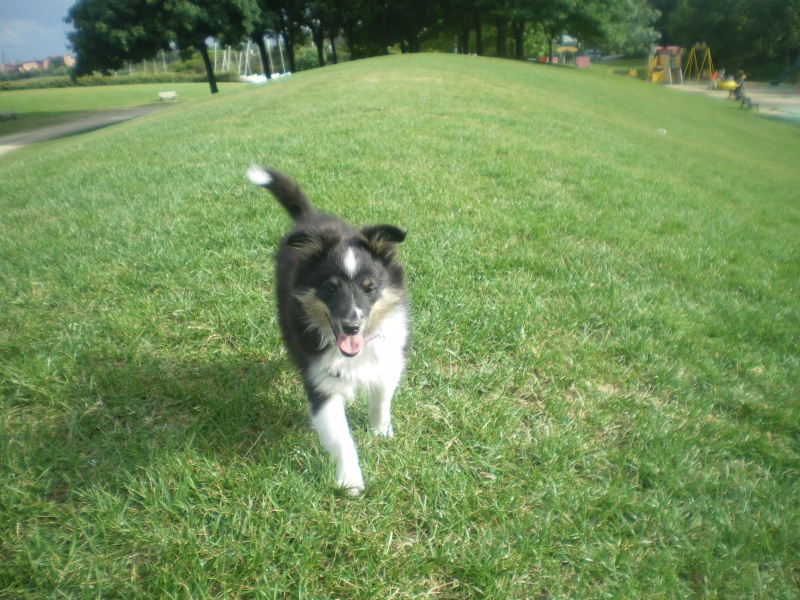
333, 0, 366, 59
272, 0, 307, 72
749, 0, 800, 67
394, 0, 444, 53
669, 0, 800, 69
489, 0, 511, 57
251, 0, 279, 78
669, 0, 749, 68
164, 0, 257, 92
306, 0, 335, 67
652, 0, 679, 44
66, 0, 172, 76
601, 0, 660, 56
67, 0, 257, 93
442, 0, 477, 54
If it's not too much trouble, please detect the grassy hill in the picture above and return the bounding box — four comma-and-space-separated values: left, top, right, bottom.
1, 53, 798, 598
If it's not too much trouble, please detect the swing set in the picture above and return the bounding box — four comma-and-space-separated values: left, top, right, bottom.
683, 43, 714, 83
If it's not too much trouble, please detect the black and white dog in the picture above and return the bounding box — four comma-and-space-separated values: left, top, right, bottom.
246, 166, 410, 494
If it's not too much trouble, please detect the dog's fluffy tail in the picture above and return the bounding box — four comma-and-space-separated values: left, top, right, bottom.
246, 165, 314, 220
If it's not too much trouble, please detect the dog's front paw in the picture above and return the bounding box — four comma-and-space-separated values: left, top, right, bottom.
336, 460, 365, 496
370, 421, 394, 438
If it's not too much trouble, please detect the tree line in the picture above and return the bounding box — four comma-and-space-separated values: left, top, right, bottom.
66, 0, 799, 94
656, 0, 800, 78
66, 0, 659, 93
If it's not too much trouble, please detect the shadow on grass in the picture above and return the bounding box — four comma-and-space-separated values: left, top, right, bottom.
19, 353, 308, 494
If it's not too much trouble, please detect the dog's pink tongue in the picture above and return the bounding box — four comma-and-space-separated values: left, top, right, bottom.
337, 333, 364, 356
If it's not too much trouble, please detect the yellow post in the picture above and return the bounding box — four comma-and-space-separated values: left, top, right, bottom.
683, 47, 698, 82
683, 44, 713, 83
698, 48, 714, 81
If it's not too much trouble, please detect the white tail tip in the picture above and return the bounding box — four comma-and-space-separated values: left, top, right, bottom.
246, 165, 272, 187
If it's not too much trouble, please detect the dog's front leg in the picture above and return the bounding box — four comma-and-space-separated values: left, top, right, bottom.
310, 394, 364, 495
368, 374, 400, 438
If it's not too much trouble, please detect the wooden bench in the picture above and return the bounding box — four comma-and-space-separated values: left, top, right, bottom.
0, 109, 17, 120
158, 91, 177, 102
741, 96, 759, 111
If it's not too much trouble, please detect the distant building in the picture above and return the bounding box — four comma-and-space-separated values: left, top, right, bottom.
21, 60, 46, 72
0, 55, 75, 74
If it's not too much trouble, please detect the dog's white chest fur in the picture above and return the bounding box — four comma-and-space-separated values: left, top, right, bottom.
308, 306, 408, 399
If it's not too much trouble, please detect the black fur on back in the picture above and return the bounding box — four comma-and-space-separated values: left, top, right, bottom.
248, 166, 408, 378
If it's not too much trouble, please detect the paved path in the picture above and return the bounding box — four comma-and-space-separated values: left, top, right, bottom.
668, 82, 800, 124
0, 104, 172, 157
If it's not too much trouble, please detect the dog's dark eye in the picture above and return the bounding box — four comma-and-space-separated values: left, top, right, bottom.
363, 281, 376, 294
323, 282, 337, 296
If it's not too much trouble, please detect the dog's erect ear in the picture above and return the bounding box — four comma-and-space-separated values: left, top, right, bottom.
287, 230, 338, 258
361, 225, 406, 261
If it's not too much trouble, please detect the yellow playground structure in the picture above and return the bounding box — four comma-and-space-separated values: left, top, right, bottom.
648, 46, 684, 84
649, 44, 723, 87
683, 43, 714, 83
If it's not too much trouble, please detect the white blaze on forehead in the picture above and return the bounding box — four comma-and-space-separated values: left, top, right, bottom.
343, 247, 358, 278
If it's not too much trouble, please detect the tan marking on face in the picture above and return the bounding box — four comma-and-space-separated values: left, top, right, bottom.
294, 289, 331, 332
367, 287, 404, 329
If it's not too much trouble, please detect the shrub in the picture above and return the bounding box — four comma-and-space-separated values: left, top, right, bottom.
0, 70, 241, 92
294, 47, 321, 72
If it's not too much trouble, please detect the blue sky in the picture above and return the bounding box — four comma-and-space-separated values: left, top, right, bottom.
0, 0, 75, 63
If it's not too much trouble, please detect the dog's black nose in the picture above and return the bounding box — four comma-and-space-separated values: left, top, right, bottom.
341, 322, 361, 335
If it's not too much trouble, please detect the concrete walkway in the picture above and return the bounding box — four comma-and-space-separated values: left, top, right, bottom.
668, 82, 800, 124
0, 104, 172, 157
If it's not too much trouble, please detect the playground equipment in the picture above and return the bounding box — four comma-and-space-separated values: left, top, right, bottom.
715, 79, 737, 91
648, 46, 683, 84
683, 43, 714, 84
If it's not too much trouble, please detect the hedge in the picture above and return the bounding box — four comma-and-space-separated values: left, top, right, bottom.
0, 71, 241, 92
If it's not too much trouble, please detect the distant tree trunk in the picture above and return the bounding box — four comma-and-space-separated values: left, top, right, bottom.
345, 19, 357, 59
406, 31, 421, 53
310, 23, 326, 67
459, 14, 471, 54
495, 17, 508, 58
513, 17, 525, 59
328, 31, 338, 64
474, 11, 483, 55
405, 13, 421, 53
278, 15, 298, 72
285, 37, 296, 72
277, 11, 298, 72
253, 35, 272, 78
198, 42, 219, 93
379, 7, 390, 55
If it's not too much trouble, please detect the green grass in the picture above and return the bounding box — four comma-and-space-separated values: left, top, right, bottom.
1, 53, 798, 598
0, 82, 248, 135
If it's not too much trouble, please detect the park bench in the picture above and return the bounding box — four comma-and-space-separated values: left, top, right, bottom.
158, 91, 177, 102
740, 96, 759, 112
0, 109, 17, 120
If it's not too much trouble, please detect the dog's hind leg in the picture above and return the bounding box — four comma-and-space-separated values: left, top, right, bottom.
310, 395, 365, 495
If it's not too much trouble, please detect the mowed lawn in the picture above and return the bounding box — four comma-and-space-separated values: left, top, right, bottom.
1, 54, 798, 598
0, 82, 248, 135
